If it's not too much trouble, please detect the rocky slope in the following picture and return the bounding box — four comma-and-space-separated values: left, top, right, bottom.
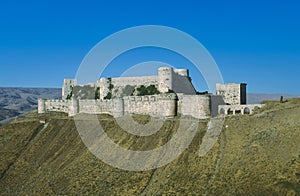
0, 98, 299, 195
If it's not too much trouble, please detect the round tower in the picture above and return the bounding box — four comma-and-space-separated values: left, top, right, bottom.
162, 93, 177, 117
112, 98, 124, 117
69, 98, 79, 116
96, 78, 109, 100
158, 67, 173, 93
38, 99, 45, 113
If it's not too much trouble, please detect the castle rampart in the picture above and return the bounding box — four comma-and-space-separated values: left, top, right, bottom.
123, 93, 177, 117
38, 99, 70, 114
38, 93, 181, 118
179, 95, 210, 119
111, 76, 158, 87
39, 67, 264, 120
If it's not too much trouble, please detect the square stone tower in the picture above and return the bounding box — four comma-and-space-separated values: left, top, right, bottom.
216, 83, 247, 105
62, 79, 77, 100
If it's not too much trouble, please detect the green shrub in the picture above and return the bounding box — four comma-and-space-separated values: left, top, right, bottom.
147, 85, 160, 95
95, 87, 100, 99
108, 83, 114, 91
136, 85, 160, 96
104, 92, 112, 100
66, 87, 73, 100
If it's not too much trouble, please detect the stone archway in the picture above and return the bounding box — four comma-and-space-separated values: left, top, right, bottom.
220, 108, 225, 115
228, 108, 234, 115
244, 107, 251, 114
235, 110, 241, 114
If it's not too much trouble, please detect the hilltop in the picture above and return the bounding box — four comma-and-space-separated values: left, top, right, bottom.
0, 98, 299, 195
247, 93, 300, 104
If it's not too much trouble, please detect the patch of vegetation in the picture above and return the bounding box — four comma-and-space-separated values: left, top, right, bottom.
108, 83, 114, 91
278, 181, 300, 194
280, 96, 288, 103
103, 78, 114, 99
136, 85, 160, 96
107, 78, 114, 90
131, 114, 151, 125
168, 89, 174, 93
104, 92, 112, 100
66, 87, 73, 100
95, 87, 100, 99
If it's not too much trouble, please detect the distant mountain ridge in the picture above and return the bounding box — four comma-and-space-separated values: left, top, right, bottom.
0, 87, 61, 125
247, 93, 300, 104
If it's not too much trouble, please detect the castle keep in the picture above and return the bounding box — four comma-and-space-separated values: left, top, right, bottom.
38, 67, 264, 118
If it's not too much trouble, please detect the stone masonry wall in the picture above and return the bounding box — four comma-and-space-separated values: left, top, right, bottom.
79, 99, 113, 115
63, 67, 197, 100
39, 99, 70, 113
180, 95, 211, 119
39, 94, 179, 118
111, 76, 158, 87
123, 94, 177, 117
216, 83, 242, 105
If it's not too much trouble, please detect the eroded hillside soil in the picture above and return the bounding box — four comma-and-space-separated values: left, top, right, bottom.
0, 99, 299, 195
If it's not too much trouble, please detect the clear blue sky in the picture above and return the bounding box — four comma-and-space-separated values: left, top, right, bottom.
0, 0, 299, 94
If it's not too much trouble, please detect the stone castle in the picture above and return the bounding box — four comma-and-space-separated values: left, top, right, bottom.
38, 67, 264, 118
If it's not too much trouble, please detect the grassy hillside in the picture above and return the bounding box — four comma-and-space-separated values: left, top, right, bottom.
0, 99, 299, 195
247, 93, 300, 104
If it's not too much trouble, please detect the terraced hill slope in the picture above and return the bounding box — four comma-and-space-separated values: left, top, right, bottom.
0, 99, 299, 195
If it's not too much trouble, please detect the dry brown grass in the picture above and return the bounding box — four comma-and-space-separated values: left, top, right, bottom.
0, 99, 299, 195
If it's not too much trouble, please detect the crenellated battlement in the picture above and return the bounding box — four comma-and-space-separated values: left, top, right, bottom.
39, 66, 263, 119
123, 93, 177, 102
39, 93, 180, 118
